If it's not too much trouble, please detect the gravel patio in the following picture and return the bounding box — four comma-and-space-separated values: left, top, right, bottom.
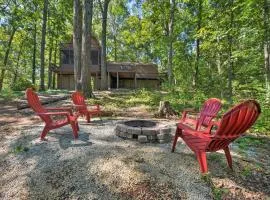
0, 118, 214, 200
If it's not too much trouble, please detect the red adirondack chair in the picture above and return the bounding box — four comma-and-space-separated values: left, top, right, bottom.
71, 91, 101, 123
26, 88, 79, 140
172, 100, 261, 173
172, 98, 222, 152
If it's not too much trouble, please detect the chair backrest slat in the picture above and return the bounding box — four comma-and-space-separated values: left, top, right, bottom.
71, 92, 87, 112
213, 100, 261, 139
196, 98, 222, 130
26, 88, 52, 123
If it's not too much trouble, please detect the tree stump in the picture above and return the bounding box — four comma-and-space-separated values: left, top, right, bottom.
157, 101, 177, 118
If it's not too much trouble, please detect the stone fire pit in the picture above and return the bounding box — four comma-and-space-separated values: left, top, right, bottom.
114, 120, 173, 143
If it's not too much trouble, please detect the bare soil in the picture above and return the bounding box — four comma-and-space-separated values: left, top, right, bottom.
0, 96, 269, 200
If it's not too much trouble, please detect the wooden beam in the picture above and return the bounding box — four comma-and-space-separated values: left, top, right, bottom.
107, 72, 110, 90
117, 71, 119, 89
134, 73, 137, 89
95, 72, 98, 90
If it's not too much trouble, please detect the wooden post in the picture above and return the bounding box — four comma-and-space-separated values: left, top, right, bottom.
117, 71, 119, 89
107, 72, 110, 89
95, 72, 98, 90
134, 73, 137, 89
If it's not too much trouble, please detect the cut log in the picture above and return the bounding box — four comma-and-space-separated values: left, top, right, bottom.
157, 101, 177, 118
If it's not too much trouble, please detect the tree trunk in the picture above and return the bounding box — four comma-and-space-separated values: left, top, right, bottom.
73, 0, 82, 91
114, 35, 117, 61
40, 0, 49, 91
13, 39, 24, 85
0, 26, 16, 91
264, 0, 270, 101
52, 40, 58, 89
99, 0, 111, 90
32, 23, 37, 85
157, 101, 177, 118
48, 40, 53, 89
168, 0, 175, 86
81, 0, 93, 97
193, 0, 202, 87
227, 0, 234, 104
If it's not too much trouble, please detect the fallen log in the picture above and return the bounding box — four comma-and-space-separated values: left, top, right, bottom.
17, 94, 70, 110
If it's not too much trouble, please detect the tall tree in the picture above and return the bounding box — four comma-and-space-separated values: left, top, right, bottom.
81, 0, 93, 97
227, 0, 234, 103
32, 23, 37, 85
168, 0, 176, 86
40, 0, 49, 91
0, 26, 16, 91
264, 0, 270, 101
193, 0, 202, 87
99, 0, 111, 90
73, 0, 82, 91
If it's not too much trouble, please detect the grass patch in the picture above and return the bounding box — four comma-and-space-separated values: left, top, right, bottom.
235, 136, 266, 150
212, 187, 230, 200
87, 89, 163, 112
12, 145, 29, 154
208, 153, 223, 162
201, 174, 229, 200
241, 165, 252, 177
0, 89, 24, 101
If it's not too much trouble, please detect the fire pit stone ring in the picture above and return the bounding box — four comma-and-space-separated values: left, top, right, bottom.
114, 120, 173, 143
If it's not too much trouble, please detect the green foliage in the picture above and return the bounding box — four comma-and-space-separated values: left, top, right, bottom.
235, 136, 266, 150
11, 77, 35, 91
241, 165, 252, 177
201, 174, 229, 200
12, 145, 29, 154
0, 88, 24, 101
0, 0, 269, 134
87, 89, 162, 112
212, 187, 230, 200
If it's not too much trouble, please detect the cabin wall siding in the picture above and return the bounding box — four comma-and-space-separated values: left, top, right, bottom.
57, 74, 75, 90
137, 80, 159, 89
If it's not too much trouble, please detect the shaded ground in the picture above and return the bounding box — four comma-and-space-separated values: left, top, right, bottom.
0, 91, 269, 199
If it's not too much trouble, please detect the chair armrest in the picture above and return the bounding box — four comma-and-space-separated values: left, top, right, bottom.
37, 111, 70, 117
181, 109, 199, 122
37, 111, 77, 122
46, 107, 73, 115
73, 105, 86, 107
205, 121, 221, 134
72, 104, 86, 111
90, 104, 100, 110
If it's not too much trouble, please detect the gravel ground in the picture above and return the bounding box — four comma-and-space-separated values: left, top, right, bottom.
0, 118, 212, 200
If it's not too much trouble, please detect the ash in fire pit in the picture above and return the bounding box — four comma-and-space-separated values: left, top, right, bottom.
115, 120, 173, 143
124, 120, 156, 128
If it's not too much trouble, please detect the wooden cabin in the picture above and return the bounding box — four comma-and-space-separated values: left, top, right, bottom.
52, 36, 161, 90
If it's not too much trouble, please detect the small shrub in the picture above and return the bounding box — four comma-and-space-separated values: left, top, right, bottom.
12, 145, 29, 153
11, 77, 35, 91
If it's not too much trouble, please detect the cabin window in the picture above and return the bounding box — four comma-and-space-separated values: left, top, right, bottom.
91, 50, 99, 65
62, 49, 99, 65
62, 50, 74, 64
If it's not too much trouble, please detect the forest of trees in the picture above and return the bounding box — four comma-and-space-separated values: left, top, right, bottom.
0, 0, 269, 103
